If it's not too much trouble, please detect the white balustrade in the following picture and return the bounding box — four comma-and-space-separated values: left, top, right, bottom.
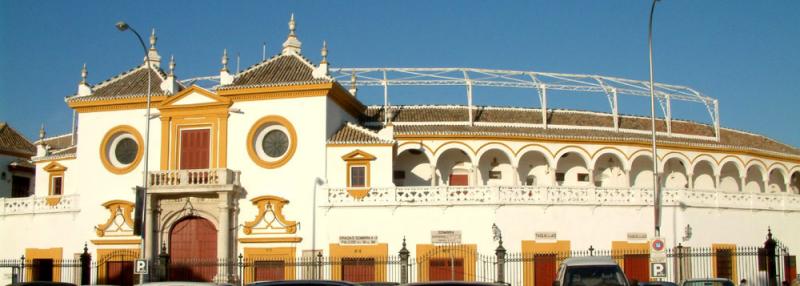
148, 168, 241, 188
325, 185, 800, 211
0, 194, 80, 216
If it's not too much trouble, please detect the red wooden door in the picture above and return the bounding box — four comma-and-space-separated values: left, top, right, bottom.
180, 129, 210, 170
342, 258, 375, 282
429, 258, 464, 281
107, 261, 134, 286
169, 216, 217, 281
624, 254, 650, 283
449, 174, 469, 186
534, 254, 557, 286
254, 260, 285, 281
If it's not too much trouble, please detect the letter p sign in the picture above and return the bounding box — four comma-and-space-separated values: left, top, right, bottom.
134, 259, 148, 275
650, 262, 666, 278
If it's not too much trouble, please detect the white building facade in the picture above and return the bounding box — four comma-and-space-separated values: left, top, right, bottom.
1, 17, 799, 285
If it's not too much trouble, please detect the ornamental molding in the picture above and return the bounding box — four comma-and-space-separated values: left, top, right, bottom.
242, 195, 298, 235
95, 200, 135, 237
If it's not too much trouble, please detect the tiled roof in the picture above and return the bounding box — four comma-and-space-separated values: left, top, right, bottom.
328, 122, 394, 145
68, 64, 174, 102
221, 53, 330, 90
363, 105, 800, 157
0, 122, 35, 156
35, 133, 73, 151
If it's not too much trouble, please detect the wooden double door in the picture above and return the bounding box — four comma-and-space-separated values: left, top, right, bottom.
169, 216, 218, 281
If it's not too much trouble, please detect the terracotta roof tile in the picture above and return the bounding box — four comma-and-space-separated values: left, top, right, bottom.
328, 123, 393, 145
0, 123, 35, 156
35, 134, 73, 151
68, 65, 174, 102
224, 54, 329, 89
363, 105, 800, 157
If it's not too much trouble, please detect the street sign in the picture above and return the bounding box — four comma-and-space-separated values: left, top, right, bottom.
651, 238, 666, 253
650, 262, 667, 278
431, 230, 461, 245
134, 259, 148, 275
133, 186, 145, 236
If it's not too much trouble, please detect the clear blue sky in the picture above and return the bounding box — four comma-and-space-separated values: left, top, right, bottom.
1, 1, 798, 147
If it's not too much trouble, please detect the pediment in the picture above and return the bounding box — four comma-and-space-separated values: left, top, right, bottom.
43, 161, 67, 172
341, 149, 377, 161
159, 85, 230, 108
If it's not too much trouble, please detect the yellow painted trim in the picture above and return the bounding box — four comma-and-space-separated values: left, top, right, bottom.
68, 96, 168, 113
219, 82, 366, 118
344, 150, 374, 194
242, 195, 298, 235
45, 196, 61, 206
327, 143, 395, 147
95, 248, 139, 285
521, 240, 571, 286
415, 244, 478, 282
243, 247, 296, 283
432, 141, 478, 157
239, 237, 303, 243
25, 247, 63, 282
711, 244, 738, 282
341, 149, 378, 161
95, 200, 135, 237
475, 142, 516, 159
611, 241, 649, 271
91, 239, 142, 245
44, 162, 67, 197
158, 85, 231, 107
246, 115, 298, 169
397, 141, 436, 157
329, 243, 389, 282
591, 146, 630, 161
99, 125, 144, 175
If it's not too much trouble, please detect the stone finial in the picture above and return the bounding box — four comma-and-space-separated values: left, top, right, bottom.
321, 41, 328, 64
349, 71, 358, 97
282, 13, 302, 55
80, 63, 88, 84
221, 48, 229, 72
39, 123, 46, 140
169, 55, 175, 76
149, 28, 157, 50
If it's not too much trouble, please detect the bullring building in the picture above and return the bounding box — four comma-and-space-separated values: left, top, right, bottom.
1, 15, 798, 285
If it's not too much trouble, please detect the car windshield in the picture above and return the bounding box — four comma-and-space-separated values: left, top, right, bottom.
683, 281, 734, 286
564, 265, 628, 286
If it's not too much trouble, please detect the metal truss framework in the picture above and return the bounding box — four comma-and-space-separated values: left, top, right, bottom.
181, 67, 721, 139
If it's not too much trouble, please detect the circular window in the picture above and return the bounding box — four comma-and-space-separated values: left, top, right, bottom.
247, 115, 297, 169
100, 125, 144, 174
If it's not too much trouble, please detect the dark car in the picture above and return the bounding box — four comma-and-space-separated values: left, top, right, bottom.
7, 282, 77, 286
356, 282, 400, 286
681, 279, 734, 286
247, 280, 359, 286
403, 282, 509, 286
639, 282, 678, 286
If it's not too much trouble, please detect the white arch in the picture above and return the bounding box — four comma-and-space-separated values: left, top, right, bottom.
744, 160, 769, 182
660, 153, 690, 173
515, 145, 555, 168
591, 148, 628, 171
627, 150, 654, 171
397, 143, 434, 163
718, 157, 745, 177
475, 143, 516, 167
433, 143, 476, 164
767, 163, 789, 181
691, 155, 719, 176
554, 147, 591, 169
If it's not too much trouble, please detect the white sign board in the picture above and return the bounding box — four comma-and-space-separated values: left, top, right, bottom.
627, 232, 648, 241
650, 262, 667, 279
535, 232, 557, 241
339, 235, 378, 245
134, 259, 148, 275
431, 230, 461, 245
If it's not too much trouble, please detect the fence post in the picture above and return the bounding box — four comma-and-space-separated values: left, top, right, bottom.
80, 243, 91, 285
765, 228, 778, 286
158, 244, 170, 282
495, 238, 506, 284
238, 253, 243, 286
316, 251, 323, 280
399, 237, 410, 284
16, 255, 25, 284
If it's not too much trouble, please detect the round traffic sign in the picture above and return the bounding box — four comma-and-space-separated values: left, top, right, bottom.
651, 239, 665, 252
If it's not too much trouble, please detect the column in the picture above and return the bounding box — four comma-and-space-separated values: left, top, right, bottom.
588, 168, 595, 186
739, 176, 746, 192
430, 165, 437, 187
512, 164, 520, 186
623, 169, 631, 188
763, 179, 770, 193
145, 194, 155, 260
549, 167, 557, 186
714, 172, 721, 191
216, 192, 231, 282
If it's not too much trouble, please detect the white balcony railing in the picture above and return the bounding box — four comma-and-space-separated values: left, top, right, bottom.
0, 194, 81, 216
325, 186, 800, 211
148, 168, 241, 188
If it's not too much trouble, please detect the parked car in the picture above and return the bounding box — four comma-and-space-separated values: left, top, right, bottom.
553, 256, 629, 286
7, 282, 77, 286
356, 282, 400, 286
247, 280, 359, 286
142, 282, 231, 286
680, 278, 734, 286
639, 282, 678, 286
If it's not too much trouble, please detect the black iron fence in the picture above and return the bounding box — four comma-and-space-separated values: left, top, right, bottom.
1, 231, 795, 286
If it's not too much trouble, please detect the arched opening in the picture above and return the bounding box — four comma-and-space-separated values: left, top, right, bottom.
477, 149, 513, 186
662, 157, 688, 189
436, 148, 473, 186
719, 162, 742, 192
593, 153, 626, 188
744, 165, 765, 193
169, 216, 217, 282
555, 152, 590, 187
791, 171, 800, 194
629, 155, 654, 188
517, 151, 550, 186
692, 160, 716, 191
394, 149, 432, 186
767, 169, 786, 193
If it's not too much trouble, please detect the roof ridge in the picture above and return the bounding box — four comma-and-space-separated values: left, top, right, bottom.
235, 52, 316, 80
345, 122, 386, 141
68, 63, 168, 99
34, 133, 72, 144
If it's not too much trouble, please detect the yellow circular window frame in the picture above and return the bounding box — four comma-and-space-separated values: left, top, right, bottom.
247, 115, 298, 169
99, 125, 144, 175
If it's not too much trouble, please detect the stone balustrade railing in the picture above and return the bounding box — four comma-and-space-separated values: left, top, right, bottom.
148, 168, 241, 188
325, 186, 800, 211
0, 194, 80, 216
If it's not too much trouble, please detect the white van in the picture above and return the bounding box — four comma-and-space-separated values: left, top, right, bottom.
553, 257, 629, 286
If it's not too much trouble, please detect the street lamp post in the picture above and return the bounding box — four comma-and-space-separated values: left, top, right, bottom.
115, 21, 153, 284
647, 0, 662, 238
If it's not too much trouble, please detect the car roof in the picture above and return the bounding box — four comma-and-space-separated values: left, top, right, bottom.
684, 278, 733, 282
561, 256, 619, 266
403, 282, 507, 286
247, 280, 358, 286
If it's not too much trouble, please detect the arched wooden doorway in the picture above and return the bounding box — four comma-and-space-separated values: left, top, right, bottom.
169, 216, 218, 281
